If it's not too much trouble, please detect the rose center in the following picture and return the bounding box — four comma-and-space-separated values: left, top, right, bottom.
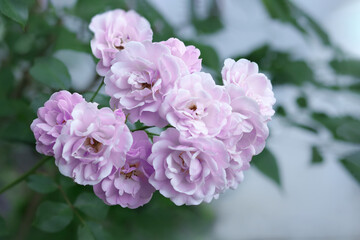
189, 104, 197, 111
84, 137, 103, 153
121, 163, 140, 179
141, 82, 153, 90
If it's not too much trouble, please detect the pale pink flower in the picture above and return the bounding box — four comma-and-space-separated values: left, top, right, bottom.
89, 9, 153, 76
218, 84, 269, 189
160, 72, 232, 137
53, 103, 133, 185
30, 90, 85, 156
94, 131, 155, 208
105, 41, 188, 127
222, 58, 276, 120
160, 38, 202, 73
148, 128, 229, 205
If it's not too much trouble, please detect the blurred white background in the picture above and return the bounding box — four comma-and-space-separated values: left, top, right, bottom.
146, 0, 360, 239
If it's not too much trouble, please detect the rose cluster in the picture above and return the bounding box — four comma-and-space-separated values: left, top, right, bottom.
31, 9, 275, 208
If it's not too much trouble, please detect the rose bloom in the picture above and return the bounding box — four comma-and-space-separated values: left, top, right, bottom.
218, 84, 269, 189
89, 9, 153, 76
160, 72, 232, 137
148, 128, 229, 205
94, 131, 155, 209
221, 58, 276, 120
31, 90, 85, 156
105, 41, 188, 127
160, 38, 202, 73
53, 102, 133, 185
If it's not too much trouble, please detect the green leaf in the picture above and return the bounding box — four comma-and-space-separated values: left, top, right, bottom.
261, 0, 331, 46
191, 0, 223, 34
54, 27, 90, 53
30, 93, 51, 113
0, 216, 8, 237
34, 201, 73, 233
330, 59, 360, 78
77, 222, 112, 240
252, 148, 281, 187
312, 112, 360, 143
30, 57, 71, 90
74, 192, 109, 220
135, 0, 175, 41
27, 174, 58, 194
0, 68, 14, 99
240, 45, 315, 86
311, 146, 323, 164
296, 96, 307, 108
83, 92, 110, 108
340, 151, 360, 185
0, 0, 29, 28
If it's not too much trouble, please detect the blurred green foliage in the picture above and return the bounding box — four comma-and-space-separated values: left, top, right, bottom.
0, 0, 360, 239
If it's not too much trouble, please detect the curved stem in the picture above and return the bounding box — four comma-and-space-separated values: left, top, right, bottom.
58, 184, 85, 226
0, 156, 51, 195
90, 79, 104, 102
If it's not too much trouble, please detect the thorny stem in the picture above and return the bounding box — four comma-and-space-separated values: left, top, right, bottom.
0, 156, 52, 195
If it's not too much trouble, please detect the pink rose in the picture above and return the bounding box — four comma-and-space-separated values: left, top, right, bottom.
218, 85, 269, 189
105, 41, 188, 127
94, 131, 155, 209
89, 9, 153, 76
53, 102, 133, 185
221, 58, 276, 120
30, 90, 85, 156
148, 128, 229, 205
160, 72, 232, 137
160, 38, 202, 73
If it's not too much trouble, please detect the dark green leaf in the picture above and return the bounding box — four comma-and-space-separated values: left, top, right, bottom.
296, 96, 307, 108
312, 112, 360, 143
27, 174, 58, 194
30, 57, 72, 90
135, 0, 175, 41
0, 68, 14, 99
191, 0, 223, 34
183, 40, 220, 73
0, 0, 29, 28
311, 146, 323, 164
83, 92, 110, 108
252, 148, 281, 187
30, 93, 51, 113
330, 59, 360, 78
340, 151, 360, 185
72, 0, 127, 22
74, 192, 109, 220
291, 122, 318, 133
54, 27, 90, 53
0, 216, 8, 237
34, 201, 73, 233
261, 0, 331, 46
77, 222, 112, 240
240, 44, 315, 86
275, 105, 286, 117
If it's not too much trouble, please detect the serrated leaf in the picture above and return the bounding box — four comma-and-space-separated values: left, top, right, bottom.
191, 0, 223, 34
34, 201, 73, 233
0, 216, 8, 237
311, 146, 323, 164
340, 151, 360, 185
27, 174, 58, 194
30, 93, 51, 113
30, 57, 71, 90
0, 0, 29, 28
252, 148, 281, 187
74, 192, 109, 220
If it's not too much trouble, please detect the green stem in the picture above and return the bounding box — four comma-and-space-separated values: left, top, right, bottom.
131, 125, 153, 132
58, 185, 85, 226
0, 156, 51, 195
90, 79, 104, 102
